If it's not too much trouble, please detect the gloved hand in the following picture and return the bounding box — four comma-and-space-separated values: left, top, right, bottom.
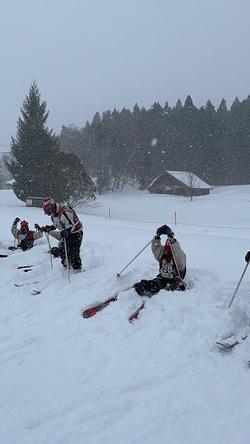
61, 228, 70, 239
245, 251, 250, 263
13, 217, 20, 224
156, 224, 174, 237
42, 225, 56, 233
34, 223, 41, 230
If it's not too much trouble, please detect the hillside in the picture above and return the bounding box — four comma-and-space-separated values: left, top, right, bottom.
1, 186, 250, 444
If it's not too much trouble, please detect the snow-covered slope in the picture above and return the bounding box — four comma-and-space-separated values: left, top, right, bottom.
1, 186, 250, 444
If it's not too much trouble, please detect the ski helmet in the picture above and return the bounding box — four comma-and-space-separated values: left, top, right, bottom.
43, 198, 56, 215
20, 220, 29, 230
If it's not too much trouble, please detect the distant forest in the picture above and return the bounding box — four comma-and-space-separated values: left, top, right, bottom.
60, 95, 250, 192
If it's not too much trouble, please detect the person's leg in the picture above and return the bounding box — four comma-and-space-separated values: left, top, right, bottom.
50, 247, 61, 258
68, 232, 83, 270
60, 240, 67, 267
134, 277, 167, 297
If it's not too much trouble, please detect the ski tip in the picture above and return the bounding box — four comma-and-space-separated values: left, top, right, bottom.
81, 308, 97, 318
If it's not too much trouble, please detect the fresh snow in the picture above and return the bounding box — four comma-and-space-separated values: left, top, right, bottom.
166, 170, 213, 189
0, 186, 250, 444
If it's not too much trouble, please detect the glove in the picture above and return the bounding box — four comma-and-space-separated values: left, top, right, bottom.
245, 251, 250, 263
13, 217, 20, 224
42, 225, 56, 233
156, 225, 174, 237
34, 223, 41, 230
61, 228, 70, 239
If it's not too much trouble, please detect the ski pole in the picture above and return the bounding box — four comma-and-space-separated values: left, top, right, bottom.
45, 233, 53, 270
169, 241, 185, 285
116, 239, 152, 277
64, 239, 71, 284
227, 262, 249, 308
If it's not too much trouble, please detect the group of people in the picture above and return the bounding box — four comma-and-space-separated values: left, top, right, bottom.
11, 197, 250, 298
11, 198, 83, 271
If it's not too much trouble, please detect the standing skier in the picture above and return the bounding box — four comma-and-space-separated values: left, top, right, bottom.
42, 198, 83, 271
134, 224, 186, 297
11, 218, 43, 251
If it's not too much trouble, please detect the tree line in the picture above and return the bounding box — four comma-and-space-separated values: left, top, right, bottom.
60, 95, 250, 192
6, 82, 250, 201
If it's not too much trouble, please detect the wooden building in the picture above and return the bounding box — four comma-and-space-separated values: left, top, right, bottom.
147, 171, 213, 197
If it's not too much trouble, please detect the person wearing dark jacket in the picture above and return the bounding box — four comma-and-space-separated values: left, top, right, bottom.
42, 198, 83, 270
134, 224, 186, 297
11, 218, 43, 251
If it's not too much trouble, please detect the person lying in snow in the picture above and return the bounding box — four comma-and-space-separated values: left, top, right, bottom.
11, 218, 43, 251
134, 225, 186, 297
42, 198, 83, 271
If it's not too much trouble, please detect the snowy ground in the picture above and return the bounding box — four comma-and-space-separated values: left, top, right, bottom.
0, 186, 250, 444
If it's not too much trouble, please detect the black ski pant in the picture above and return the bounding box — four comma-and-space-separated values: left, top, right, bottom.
134, 275, 185, 297
61, 231, 83, 270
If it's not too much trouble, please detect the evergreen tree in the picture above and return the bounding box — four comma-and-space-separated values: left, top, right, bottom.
58, 93, 250, 190
199, 100, 218, 183
7, 81, 59, 201
50, 152, 96, 206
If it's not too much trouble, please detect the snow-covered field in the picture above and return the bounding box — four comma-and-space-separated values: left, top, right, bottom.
1, 186, 250, 444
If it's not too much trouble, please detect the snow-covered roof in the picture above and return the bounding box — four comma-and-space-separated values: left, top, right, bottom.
148, 171, 213, 189
167, 171, 212, 189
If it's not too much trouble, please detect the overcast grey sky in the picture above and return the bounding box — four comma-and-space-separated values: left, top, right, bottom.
1, 0, 250, 151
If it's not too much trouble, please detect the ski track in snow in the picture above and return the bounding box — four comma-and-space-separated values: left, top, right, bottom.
0, 187, 250, 444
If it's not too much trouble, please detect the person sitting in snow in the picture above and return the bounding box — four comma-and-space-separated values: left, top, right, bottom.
11, 218, 43, 251
42, 198, 83, 271
134, 225, 186, 297
245, 251, 250, 263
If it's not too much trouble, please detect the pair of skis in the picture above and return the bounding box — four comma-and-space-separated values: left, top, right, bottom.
17, 265, 34, 272
15, 265, 41, 294
81, 285, 145, 323
0, 246, 20, 258
15, 281, 41, 295
216, 335, 247, 351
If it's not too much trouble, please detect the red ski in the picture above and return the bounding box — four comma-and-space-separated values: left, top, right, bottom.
82, 285, 134, 319
82, 295, 118, 318
128, 302, 145, 323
